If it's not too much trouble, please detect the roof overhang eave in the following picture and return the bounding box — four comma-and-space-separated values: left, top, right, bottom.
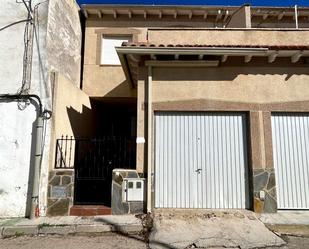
116, 46, 309, 88
116, 46, 270, 56
117, 47, 270, 88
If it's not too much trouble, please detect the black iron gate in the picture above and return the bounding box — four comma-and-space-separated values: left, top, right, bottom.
55, 136, 136, 206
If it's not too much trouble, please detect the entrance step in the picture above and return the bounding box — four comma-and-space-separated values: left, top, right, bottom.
260, 212, 309, 237
70, 205, 112, 216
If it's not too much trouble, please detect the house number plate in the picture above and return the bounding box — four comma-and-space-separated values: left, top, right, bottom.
51, 186, 67, 198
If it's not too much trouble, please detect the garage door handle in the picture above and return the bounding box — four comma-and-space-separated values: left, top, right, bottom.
195, 168, 202, 174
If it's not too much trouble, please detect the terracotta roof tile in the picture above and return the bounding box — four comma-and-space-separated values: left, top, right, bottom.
121, 42, 309, 50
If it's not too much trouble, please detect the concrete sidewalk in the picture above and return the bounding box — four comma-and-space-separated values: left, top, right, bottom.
0, 215, 143, 238
260, 211, 309, 237
149, 210, 287, 249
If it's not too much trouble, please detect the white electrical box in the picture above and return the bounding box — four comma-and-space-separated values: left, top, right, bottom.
122, 178, 145, 202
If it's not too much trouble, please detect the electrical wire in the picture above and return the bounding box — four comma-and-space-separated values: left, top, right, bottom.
18, 0, 33, 100
18, 19, 31, 95
22, 0, 33, 19
18, 0, 48, 97
0, 94, 42, 115
33, 2, 49, 94
0, 19, 30, 32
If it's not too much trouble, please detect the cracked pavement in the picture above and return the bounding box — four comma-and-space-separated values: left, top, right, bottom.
149, 210, 288, 249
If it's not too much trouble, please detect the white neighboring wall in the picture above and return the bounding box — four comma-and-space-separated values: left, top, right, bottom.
0, 105, 36, 217
0, 0, 49, 218
0, 0, 81, 218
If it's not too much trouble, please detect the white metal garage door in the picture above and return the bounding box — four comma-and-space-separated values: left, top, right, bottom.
155, 112, 249, 209
271, 114, 309, 209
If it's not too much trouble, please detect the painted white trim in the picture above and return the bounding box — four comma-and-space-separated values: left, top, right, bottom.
145, 60, 219, 67
147, 66, 152, 213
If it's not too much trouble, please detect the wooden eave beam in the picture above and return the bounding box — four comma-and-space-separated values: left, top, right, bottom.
223, 10, 229, 22
263, 13, 269, 20
216, 10, 222, 21
174, 11, 177, 19
188, 11, 192, 19
203, 11, 208, 19
244, 55, 252, 63
268, 52, 278, 63
83, 9, 88, 18
291, 51, 303, 63
278, 12, 285, 20
221, 55, 228, 62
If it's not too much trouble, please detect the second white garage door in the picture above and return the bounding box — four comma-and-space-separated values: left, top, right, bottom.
155, 112, 249, 209
271, 114, 309, 209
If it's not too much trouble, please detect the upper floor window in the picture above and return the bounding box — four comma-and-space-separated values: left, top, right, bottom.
101, 36, 131, 65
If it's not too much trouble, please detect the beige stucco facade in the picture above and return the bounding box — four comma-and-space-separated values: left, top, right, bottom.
82, 26, 147, 97
71, 4, 309, 213
151, 67, 309, 104
50, 73, 94, 170
147, 29, 309, 46
133, 56, 309, 212
135, 64, 309, 172
83, 25, 309, 98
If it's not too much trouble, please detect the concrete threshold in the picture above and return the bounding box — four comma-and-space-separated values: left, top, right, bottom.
260, 211, 309, 237
0, 215, 143, 239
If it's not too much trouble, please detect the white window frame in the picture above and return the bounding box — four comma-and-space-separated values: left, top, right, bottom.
100, 35, 131, 65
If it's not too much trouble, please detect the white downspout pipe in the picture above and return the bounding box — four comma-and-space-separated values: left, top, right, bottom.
30, 116, 44, 219
147, 66, 152, 213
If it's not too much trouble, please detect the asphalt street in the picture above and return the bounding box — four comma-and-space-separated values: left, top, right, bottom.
0, 234, 308, 249
0, 233, 147, 249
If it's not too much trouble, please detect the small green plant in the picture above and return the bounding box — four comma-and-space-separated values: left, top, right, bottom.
38, 223, 68, 229
14, 231, 25, 237
38, 223, 50, 229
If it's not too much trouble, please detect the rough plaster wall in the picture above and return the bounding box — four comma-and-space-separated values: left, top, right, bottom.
46, 0, 82, 86
0, 0, 50, 217
0, 0, 82, 217
0, 1, 26, 93
0, 104, 36, 217
41, 0, 82, 215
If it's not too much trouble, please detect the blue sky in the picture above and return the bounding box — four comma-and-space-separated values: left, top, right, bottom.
77, 0, 309, 7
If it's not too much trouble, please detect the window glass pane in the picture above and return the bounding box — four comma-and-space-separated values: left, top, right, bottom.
136, 182, 142, 189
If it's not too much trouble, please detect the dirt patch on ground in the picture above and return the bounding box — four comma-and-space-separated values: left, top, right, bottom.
136, 213, 154, 248
153, 209, 259, 222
